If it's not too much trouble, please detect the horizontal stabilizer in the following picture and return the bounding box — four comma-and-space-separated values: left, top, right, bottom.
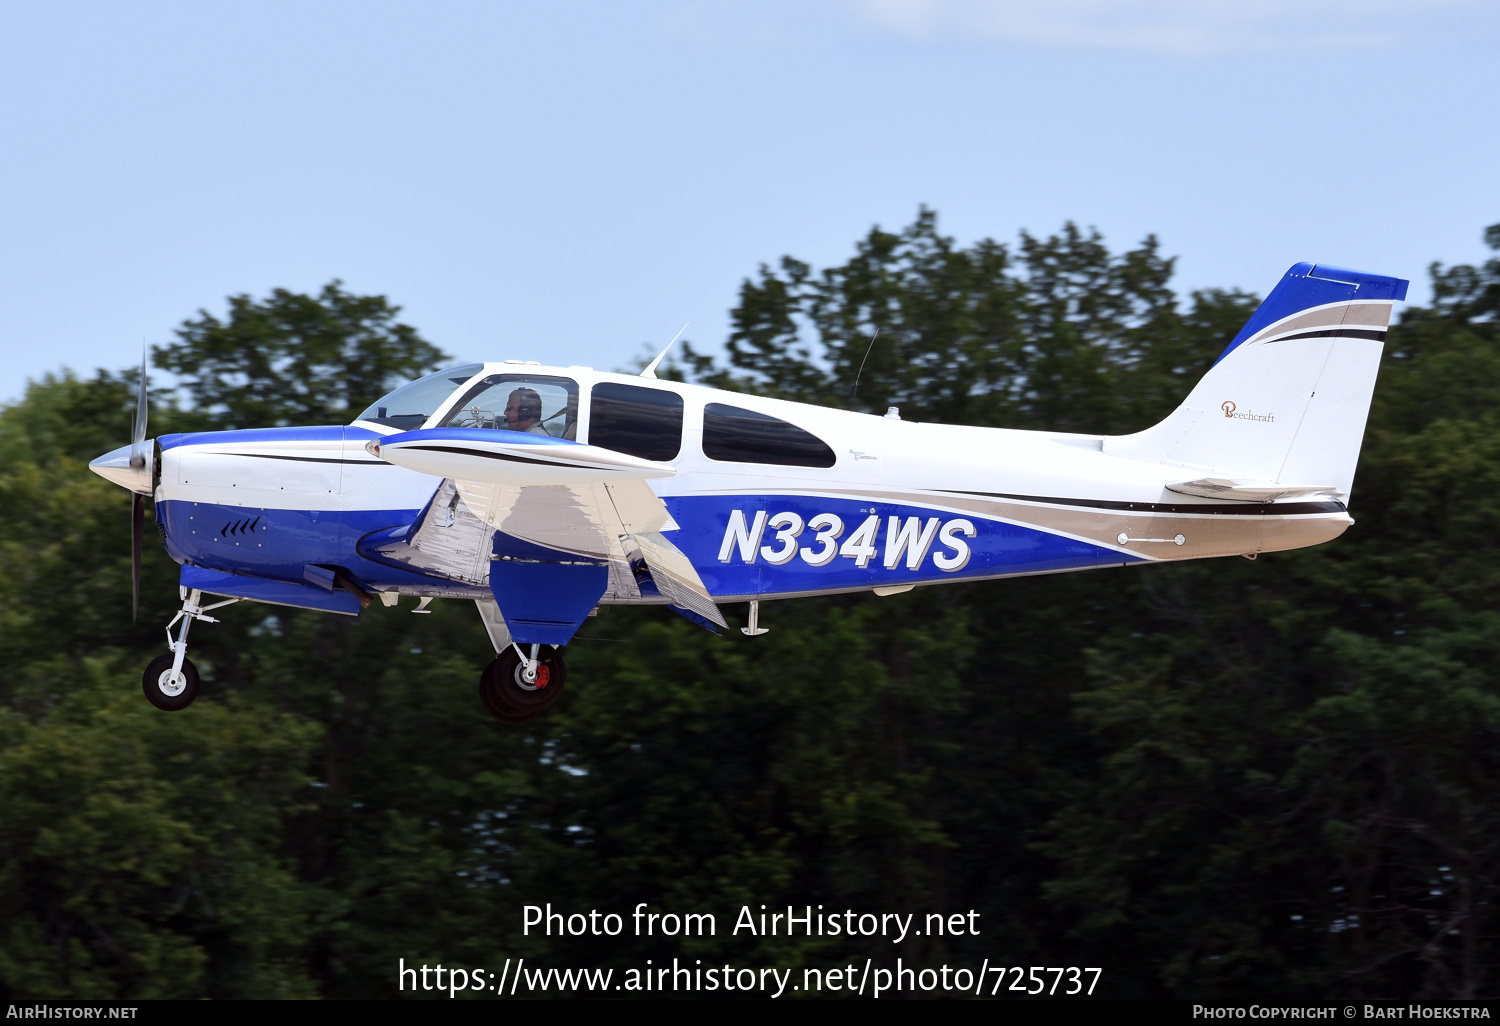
1166, 477, 1338, 502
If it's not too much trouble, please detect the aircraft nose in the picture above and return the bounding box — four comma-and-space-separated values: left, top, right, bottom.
90, 441, 155, 495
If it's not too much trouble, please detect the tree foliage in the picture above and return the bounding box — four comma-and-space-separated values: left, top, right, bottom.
157, 281, 446, 430
685, 208, 1258, 435
2, 219, 1499, 999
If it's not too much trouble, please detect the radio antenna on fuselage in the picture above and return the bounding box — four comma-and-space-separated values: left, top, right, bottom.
849, 327, 880, 407
641, 322, 689, 379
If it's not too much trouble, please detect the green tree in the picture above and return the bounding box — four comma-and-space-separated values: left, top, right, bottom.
1031, 223, 1500, 999
157, 281, 447, 429
7, 216, 1500, 1001
0, 673, 321, 999
687, 207, 1258, 434
678, 213, 1500, 999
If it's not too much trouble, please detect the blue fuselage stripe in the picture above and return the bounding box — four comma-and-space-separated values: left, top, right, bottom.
159, 491, 1141, 600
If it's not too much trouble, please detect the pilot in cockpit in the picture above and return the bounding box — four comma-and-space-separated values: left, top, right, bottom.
504, 387, 552, 436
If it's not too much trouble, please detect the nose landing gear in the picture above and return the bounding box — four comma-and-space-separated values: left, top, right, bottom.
141, 587, 240, 711
142, 653, 200, 711
479, 643, 567, 724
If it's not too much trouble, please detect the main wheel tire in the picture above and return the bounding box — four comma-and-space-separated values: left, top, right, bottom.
479, 647, 566, 723
142, 654, 201, 711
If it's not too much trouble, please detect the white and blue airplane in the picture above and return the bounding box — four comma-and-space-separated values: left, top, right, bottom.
91, 263, 1407, 722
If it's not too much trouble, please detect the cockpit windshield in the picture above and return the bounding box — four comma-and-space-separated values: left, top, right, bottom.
356, 364, 483, 430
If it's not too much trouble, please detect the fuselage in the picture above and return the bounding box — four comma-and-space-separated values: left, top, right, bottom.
150, 361, 1351, 606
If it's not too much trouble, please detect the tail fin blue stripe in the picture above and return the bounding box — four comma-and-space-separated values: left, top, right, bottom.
1213, 262, 1409, 366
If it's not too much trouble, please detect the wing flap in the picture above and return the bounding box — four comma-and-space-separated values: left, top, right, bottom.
365, 470, 722, 625
361, 478, 494, 585
604, 479, 726, 626
630, 530, 728, 628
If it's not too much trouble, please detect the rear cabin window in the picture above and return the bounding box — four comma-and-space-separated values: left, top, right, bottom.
588, 383, 684, 461
702, 403, 836, 468
440, 374, 579, 438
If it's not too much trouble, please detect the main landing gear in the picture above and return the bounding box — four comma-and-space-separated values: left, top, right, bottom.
141, 587, 239, 711
479, 643, 567, 724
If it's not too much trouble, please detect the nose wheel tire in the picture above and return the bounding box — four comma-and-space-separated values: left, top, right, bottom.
142, 655, 201, 711
479, 647, 566, 724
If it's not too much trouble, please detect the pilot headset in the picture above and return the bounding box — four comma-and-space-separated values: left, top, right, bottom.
510, 389, 541, 421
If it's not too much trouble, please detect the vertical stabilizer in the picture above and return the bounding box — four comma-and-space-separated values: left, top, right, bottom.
1105, 263, 1408, 500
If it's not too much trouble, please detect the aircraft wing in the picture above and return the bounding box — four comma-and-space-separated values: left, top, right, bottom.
366, 428, 726, 627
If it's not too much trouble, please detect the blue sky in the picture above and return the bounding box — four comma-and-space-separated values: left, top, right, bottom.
1, 1, 1496, 404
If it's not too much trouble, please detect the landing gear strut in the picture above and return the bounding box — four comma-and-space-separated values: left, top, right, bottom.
141, 587, 239, 711
479, 643, 567, 724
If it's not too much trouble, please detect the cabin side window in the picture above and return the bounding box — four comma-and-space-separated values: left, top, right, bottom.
587, 383, 684, 461
702, 403, 836, 468
440, 375, 579, 438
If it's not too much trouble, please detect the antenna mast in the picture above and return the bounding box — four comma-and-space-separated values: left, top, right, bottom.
641, 323, 690, 379
849, 327, 880, 406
